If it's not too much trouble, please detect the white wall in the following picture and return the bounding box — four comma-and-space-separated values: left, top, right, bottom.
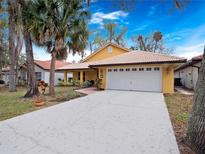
44, 71, 50, 84
8, 65, 73, 86
2, 65, 73, 86
175, 62, 201, 89
43, 71, 72, 86
193, 62, 201, 89
2, 72, 9, 84
34, 65, 45, 80
174, 71, 180, 78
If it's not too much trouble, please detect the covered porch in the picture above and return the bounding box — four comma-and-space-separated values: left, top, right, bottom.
59, 62, 103, 87
63, 69, 98, 84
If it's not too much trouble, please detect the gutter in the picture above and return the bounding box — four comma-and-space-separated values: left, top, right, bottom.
90, 60, 187, 68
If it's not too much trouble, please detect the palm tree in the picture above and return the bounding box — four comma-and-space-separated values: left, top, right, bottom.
26, 0, 89, 96
8, 0, 17, 92
114, 27, 127, 46
93, 22, 127, 49
14, 1, 23, 85
104, 22, 117, 42
152, 31, 162, 53
14, 0, 40, 97
88, 30, 97, 54
0, 4, 8, 80
137, 35, 146, 51
93, 33, 105, 49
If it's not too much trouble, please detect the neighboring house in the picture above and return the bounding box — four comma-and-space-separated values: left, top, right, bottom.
20, 60, 72, 85
175, 55, 202, 89
58, 43, 186, 94
1, 67, 10, 84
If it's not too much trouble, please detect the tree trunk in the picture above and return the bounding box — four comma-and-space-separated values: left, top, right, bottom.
0, 51, 2, 80
141, 39, 146, 51
49, 51, 56, 96
186, 47, 205, 154
90, 41, 92, 54
14, 2, 23, 86
24, 31, 39, 97
8, 2, 17, 92
153, 41, 157, 53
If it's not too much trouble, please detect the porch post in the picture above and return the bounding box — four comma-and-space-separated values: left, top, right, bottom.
64, 71, 67, 82
80, 71, 84, 84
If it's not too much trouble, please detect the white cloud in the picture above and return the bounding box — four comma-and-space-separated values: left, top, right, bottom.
90, 0, 98, 3
177, 43, 204, 52
67, 49, 91, 63
176, 43, 204, 59
131, 24, 148, 32
124, 21, 129, 25
167, 24, 205, 59
90, 10, 128, 25
178, 51, 203, 60
165, 29, 191, 41
148, 5, 158, 16
84, 0, 98, 4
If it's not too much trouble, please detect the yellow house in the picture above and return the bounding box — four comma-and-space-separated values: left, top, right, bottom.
58, 43, 186, 94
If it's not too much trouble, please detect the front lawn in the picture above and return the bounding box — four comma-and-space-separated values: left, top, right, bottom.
0, 86, 84, 121
165, 93, 195, 154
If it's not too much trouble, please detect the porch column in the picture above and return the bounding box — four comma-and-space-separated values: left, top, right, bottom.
80, 71, 84, 84
64, 71, 67, 82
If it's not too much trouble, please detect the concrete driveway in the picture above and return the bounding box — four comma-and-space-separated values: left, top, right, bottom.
0, 90, 179, 154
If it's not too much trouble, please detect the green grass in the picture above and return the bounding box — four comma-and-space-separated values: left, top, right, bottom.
165, 93, 196, 154
165, 93, 193, 124
0, 86, 84, 121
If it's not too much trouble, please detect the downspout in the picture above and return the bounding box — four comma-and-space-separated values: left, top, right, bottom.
192, 64, 201, 89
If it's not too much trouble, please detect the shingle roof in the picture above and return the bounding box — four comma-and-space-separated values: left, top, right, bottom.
34, 60, 70, 70
175, 54, 202, 71
90, 51, 186, 67
58, 51, 186, 70
82, 42, 130, 62
192, 54, 203, 61
58, 62, 92, 70
2, 66, 10, 72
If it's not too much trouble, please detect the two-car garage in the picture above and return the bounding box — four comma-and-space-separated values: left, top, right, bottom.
60, 43, 186, 94
106, 66, 162, 92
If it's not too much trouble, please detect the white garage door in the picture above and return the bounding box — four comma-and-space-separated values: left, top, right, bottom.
106, 67, 162, 92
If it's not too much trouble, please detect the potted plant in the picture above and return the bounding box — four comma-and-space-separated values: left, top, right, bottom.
33, 95, 45, 107
38, 80, 48, 94
0, 80, 5, 87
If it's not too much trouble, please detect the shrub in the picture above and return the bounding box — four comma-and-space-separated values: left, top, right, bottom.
72, 80, 80, 87
95, 78, 102, 89
58, 80, 73, 86
82, 80, 92, 88
18, 80, 26, 86
0, 80, 5, 84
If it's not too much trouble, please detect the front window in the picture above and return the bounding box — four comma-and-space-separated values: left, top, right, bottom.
78, 72, 80, 80
139, 68, 144, 71
154, 67, 160, 71
146, 68, 152, 71
83, 72, 85, 81
35, 72, 41, 81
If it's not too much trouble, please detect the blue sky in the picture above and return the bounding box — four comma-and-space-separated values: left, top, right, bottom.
34, 0, 205, 62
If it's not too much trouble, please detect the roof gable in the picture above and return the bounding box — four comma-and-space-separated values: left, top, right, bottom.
175, 54, 202, 71
34, 60, 70, 70
83, 42, 130, 62
90, 51, 186, 67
